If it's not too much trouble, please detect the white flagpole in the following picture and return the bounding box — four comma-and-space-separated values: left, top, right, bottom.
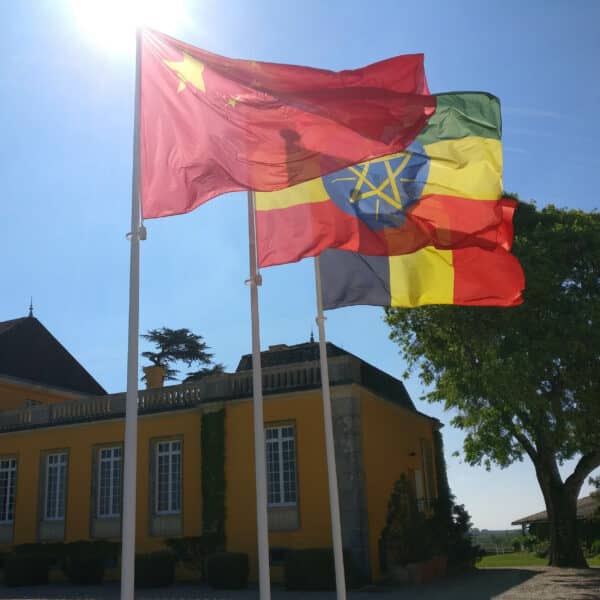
246, 190, 271, 600
314, 255, 347, 600
121, 27, 145, 600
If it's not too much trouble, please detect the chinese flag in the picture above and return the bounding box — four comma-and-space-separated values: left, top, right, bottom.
140, 28, 435, 219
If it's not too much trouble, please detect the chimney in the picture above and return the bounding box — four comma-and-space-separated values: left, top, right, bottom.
143, 365, 166, 389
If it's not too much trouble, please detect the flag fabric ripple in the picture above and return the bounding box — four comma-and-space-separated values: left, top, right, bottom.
319, 200, 524, 309
139, 28, 435, 219
256, 92, 508, 267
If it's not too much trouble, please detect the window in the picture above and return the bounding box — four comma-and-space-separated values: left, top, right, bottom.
97, 447, 122, 518
45, 453, 67, 520
266, 425, 297, 507
0, 458, 16, 523
155, 440, 181, 514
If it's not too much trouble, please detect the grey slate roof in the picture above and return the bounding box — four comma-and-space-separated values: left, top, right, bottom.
0, 316, 106, 396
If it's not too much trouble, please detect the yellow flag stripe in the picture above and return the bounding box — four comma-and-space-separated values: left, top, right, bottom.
255, 136, 502, 211
422, 137, 502, 200
389, 247, 454, 307
255, 177, 329, 210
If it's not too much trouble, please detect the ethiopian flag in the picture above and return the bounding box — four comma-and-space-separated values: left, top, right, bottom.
257, 92, 507, 267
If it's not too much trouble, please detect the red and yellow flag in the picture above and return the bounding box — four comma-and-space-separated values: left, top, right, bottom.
320, 201, 524, 309
140, 29, 435, 219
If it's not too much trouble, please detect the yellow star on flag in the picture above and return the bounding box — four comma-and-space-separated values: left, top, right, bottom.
228, 95, 242, 107
164, 53, 206, 93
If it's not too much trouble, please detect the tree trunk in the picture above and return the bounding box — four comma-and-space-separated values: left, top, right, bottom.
535, 459, 587, 568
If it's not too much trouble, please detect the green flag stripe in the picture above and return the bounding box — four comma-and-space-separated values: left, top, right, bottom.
418, 92, 502, 145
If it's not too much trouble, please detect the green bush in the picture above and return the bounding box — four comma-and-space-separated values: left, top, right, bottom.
447, 537, 480, 566
206, 552, 249, 589
534, 541, 549, 559
283, 548, 361, 591
512, 538, 522, 552
165, 533, 223, 579
522, 535, 538, 552
64, 540, 120, 563
590, 539, 600, 557
64, 554, 105, 584
4, 553, 51, 586
13, 542, 67, 568
135, 551, 176, 588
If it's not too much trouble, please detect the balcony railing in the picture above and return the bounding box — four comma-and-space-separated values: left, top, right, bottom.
0, 355, 360, 433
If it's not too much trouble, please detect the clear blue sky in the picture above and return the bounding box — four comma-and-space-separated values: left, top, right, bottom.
1, 0, 598, 531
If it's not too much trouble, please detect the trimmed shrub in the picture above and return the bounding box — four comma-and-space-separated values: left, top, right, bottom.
591, 539, 600, 557
65, 540, 120, 563
4, 553, 51, 586
13, 542, 67, 568
135, 551, 176, 588
206, 552, 249, 589
283, 548, 361, 591
165, 533, 223, 579
64, 554, 105, 584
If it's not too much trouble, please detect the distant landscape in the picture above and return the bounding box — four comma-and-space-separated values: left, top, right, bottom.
472, 529, 525, 554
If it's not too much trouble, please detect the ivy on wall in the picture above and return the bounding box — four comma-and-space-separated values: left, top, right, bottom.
432, 430, 452, 529
201, 409, 226, 544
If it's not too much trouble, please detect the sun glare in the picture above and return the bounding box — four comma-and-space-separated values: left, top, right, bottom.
70, 0, 188, 54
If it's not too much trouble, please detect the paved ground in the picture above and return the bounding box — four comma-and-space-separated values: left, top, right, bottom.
0, 568, 597, 600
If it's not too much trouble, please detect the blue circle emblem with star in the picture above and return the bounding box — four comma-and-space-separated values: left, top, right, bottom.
322, 140, 430, 231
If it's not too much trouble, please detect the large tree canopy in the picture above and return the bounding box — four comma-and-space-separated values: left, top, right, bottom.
385, 201, 600, 567
141, 327, 220, 382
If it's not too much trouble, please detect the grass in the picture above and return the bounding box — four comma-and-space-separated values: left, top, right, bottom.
478, 551, 600, 568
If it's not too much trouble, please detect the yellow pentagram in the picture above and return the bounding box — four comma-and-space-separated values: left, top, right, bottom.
228, 95, 242, 107
330, 152, 414, 220
164, 53, 206, 93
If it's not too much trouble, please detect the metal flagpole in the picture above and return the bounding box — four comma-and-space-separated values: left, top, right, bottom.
121, 27, 145, 600
246, 190, 271, 600
314, 255, 347, 600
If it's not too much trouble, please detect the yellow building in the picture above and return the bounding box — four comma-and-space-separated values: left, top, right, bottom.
0, 316, 441, 582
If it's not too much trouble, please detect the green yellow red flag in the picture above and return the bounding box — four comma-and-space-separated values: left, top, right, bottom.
256, 92, 507, 267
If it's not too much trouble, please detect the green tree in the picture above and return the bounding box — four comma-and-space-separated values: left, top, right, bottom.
184, 363, 225, 383
141, 327, 219, 382
384, 201, 600, 568
591, 477, 600, 519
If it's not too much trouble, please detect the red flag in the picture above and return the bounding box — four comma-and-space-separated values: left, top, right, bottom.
140, 29, 435, 219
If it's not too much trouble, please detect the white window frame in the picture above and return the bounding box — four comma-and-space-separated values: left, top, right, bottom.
97, 446, 122, 519
44, 452, 67, 521
0, 458, 17, 523
154, 440, 182, 515
265, 424, 297, 508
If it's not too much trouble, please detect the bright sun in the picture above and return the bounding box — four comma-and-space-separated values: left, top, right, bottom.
70, 0, 188, 54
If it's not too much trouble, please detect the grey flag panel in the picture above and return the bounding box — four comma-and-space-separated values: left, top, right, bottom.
320, 249, 391, 310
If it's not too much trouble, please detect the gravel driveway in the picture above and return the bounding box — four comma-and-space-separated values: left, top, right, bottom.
0, 568, 597, 600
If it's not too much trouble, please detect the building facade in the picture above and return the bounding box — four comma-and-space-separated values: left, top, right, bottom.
0, 317, 441, 582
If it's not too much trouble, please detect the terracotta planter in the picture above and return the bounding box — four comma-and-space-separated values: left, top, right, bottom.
389, 564, 411, 584
391, 556, 447, 584
143, 365, 165, 389
430, 554, 448, 578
